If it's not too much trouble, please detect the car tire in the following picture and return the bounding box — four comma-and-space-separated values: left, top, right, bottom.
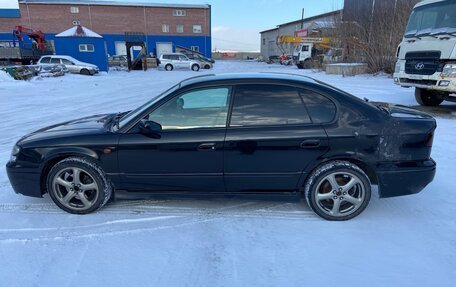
80, 69, 91, 76
47, 157, 113, 214
191, 64, 200, 72
204, 64, 210, 69
304, 161, 371, 221
165, 64, 173, 71
415, 88, 444, 106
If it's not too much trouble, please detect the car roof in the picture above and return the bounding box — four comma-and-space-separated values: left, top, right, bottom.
178, 72, 318, 87
162, 53, 185, 56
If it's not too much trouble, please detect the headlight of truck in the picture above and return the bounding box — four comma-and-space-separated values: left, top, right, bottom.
10, 145, 20, 162
394, 61, 404, 73
442, 64, 456, 77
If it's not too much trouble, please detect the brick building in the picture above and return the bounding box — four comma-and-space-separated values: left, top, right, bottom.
0, 0, 211, 58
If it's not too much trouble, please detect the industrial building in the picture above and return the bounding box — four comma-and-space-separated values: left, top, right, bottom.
259, 10, 341, 59
0, 0, 212, 58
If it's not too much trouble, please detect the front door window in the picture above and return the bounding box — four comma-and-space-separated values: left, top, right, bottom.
148, 87, 231, 130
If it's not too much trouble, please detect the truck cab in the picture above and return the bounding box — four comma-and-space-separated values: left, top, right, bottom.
293, 43, 314, 69
393, 0, 456, 106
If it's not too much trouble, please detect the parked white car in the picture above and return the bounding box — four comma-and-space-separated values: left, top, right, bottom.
37, 55, 99, 75
158, 53, 200, 71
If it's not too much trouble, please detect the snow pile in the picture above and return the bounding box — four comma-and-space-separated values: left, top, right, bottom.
0, 70, 14, 82
56, 25, 102, 38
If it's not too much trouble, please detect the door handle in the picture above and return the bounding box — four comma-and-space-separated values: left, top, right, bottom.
198, 143, 216, 151
300, 139, 321, 149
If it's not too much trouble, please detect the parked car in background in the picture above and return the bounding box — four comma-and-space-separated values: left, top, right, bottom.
37, 55, 99, 75
182, 52, 213, 69
6, 73, 436, 220
158, 53, 200, 71
266, 55, 280, 64
108, 55, 127, 67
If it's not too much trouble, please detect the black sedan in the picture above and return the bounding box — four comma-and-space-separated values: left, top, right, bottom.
6, 73, 437, 220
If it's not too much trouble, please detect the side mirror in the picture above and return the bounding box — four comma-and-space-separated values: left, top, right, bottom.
139, 120, 162, 138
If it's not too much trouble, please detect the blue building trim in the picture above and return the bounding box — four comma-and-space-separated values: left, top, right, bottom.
0, 33, 212, 58
0, 9, 20, 18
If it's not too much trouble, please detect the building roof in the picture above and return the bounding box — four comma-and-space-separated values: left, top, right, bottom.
56, 25, 102, 38
18, 0, 210, 9
259, 10, 342, 34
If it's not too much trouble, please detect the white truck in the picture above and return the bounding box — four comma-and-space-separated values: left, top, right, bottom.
393, 0, 456, 106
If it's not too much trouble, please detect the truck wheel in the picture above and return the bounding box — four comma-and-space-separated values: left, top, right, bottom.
415, 88, 444, 106
296, 63, 304, 69
305, 161, 371, 221
303, 59, 312, 69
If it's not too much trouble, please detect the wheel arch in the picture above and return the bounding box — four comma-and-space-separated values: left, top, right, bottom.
300, 156, 378, 191
39, 148, 100, 195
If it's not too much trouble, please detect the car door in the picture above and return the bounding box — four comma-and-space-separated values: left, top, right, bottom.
179, 55, 190, 69
117, 86, 232, 192
223, 84, 330, 192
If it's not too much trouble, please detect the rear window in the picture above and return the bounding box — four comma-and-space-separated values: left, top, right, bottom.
299, 89, 336, 123
230, 84, 311, 127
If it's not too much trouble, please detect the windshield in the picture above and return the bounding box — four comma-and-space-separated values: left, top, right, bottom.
115, 83, 180, 130
405, 0, 456, 37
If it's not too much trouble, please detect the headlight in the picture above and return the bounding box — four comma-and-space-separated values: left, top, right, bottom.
442, 64, 456, 77
394, 61, 404, 74
10, 145, 20, 162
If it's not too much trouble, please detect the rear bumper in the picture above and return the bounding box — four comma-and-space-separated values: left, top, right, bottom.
376, 159, 436, 198
5, 161, 42, 198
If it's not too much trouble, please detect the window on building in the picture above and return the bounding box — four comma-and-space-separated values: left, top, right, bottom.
70, 6, 79, 13
173, 9, 186, 16
72, 20, 80, 26
193, 25, 202, 34
176, 25, 184, 33
230, 85, 311, 127
191, 46, 199, 52
79, 44, 95, 52
162, 24, 170, 33
262, 38, 266, 45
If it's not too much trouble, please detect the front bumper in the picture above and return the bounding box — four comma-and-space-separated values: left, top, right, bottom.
6, 161, 42, 198
376, 159, 436, 198
393, 71, 456, 92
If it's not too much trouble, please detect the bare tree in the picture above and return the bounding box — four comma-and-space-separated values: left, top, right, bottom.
333, 0, 419, 73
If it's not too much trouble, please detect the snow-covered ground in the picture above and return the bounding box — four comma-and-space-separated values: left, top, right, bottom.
0, 61, 455, 287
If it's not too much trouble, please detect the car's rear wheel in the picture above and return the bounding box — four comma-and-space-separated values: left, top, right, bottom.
165, 64, 173, 71
47, 157, 112, 214
191, 64, 200, 71
415, 88, 444, 106
305, 161, 371, 221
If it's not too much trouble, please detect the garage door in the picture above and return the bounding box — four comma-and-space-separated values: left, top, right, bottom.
156, 43, 173, 57
115, 42, 127, 56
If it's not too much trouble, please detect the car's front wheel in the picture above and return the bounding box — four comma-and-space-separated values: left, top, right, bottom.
305, 161, 371, 221
191, 64, 200, 71
47, 157, 112, 214
80, 68, 92, 76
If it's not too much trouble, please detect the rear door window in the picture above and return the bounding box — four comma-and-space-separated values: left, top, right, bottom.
51, 58, 61, 64
230, 84, 311, 127
40, 57, 51, 64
